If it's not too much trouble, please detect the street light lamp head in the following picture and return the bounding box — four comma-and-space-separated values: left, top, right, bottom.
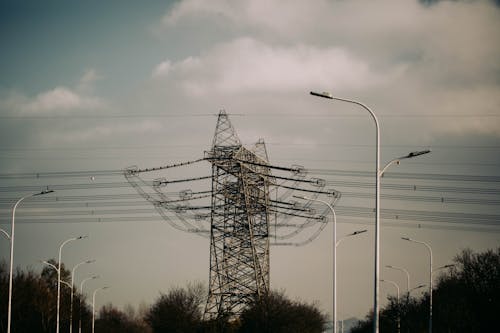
401, 237, 411, 241
352, 230, 368, 236
86, 259, 96, 264
77, 235, 89, 240
405, 149, 431, 159
34, 189, 55, 196
310, 91, 333, 99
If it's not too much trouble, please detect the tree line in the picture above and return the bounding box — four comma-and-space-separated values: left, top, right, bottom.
351, 246, 500, 333
0, 261, 327, 333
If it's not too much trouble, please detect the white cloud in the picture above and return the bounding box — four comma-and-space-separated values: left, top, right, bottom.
23, 86, 102, 113
153, 37, 396, 96
77, 69, 103, 93
0, 70, 105, 115
152, 60, 172, 77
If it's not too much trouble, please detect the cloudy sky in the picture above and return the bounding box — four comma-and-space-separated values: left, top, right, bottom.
1, 0, 499, 322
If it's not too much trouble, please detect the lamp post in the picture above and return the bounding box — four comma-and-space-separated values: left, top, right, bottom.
402, 237, 433, 333
380, 279, 400, 333
70, 260, 95, 333
56, 236, 87, 333
386, 265, 410, 297
92, 286, 109, 333
79, 275, 99, 333
294, 193, 341, 333
310, 90, 431, 333
6, 189, 54, 333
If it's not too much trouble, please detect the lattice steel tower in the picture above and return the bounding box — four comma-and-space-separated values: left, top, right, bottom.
125, 110, 336, 321
203, 111, 271, 319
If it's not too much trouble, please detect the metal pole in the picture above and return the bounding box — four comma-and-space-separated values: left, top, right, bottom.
70, 260, 94, 333
381, 279, 400, 333
386, 265, 411, 296
7, 190, 53, 333
92, 287, 109, 333
79, 276, 99, 333
294, 194, 339, 333
310, 91, 381, 333
57, 236, 86, 333
402, 237, 433, 333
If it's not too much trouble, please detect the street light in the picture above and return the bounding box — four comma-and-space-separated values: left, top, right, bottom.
380, 279, 401, 333
6, 189, 54, 333
79, 275, 99, 333
410, 284, 426, 294
336, 229, 368, 247
310, 90, 431, 333
70, 260, 95, 333
402, 237, 433, 333
386, 265, 411, 297
92, 286, 110, 333
433, 264, 454, 275
294, 193, 341, 333
56, 236, 88, 333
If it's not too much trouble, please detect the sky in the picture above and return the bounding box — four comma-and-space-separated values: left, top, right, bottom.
1, 0, 500, 322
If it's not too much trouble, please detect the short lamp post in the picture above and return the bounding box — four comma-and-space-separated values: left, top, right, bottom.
386, 265, 410, 297
380, 279, 401, 333
56, 236, 88, 333
402, 237, 433, 333
293, 193, 341, 333
70, 260, 95, 333
92, 286, 110, 333
79, 275, 99, 333
6, 189, 54, 333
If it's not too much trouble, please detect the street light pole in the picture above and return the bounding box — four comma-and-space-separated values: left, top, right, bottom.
294, 193, 340, 333
311, 90, 381, 333
386, 265, 411, 296
70, 260, 95, 333
380, 279, 401, 333
402, 237, 433, 333
79, 276, 99, 333
310, 90, 431, 333
7, 189, 53, 333
92, 286, 109, 333
57, 236, 87, 333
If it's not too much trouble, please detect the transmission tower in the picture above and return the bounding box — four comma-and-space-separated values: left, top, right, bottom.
124, 110, 338, 320
203, 111, 271, 318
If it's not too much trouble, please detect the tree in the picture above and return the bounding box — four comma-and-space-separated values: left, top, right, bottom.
145, 282, 206, 333
352, 247, 500, 333
238, 290, 327, 333
95, 303, 150, 333
433, 247, 500, 332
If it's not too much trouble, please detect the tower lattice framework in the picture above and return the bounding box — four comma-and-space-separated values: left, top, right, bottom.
204, 111, 271, 319
124, 110, 337, 321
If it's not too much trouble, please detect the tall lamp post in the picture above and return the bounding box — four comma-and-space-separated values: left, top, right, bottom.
79, 275, 99, 333
310, 90, 430, 333
402, 237, 433, 333
6, 189, 54, 333
380, 279, 401, 333
294, 193, 343, 333
70, 260, 95, 333
92, 286, 109, 333
56, 236, 87, 333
